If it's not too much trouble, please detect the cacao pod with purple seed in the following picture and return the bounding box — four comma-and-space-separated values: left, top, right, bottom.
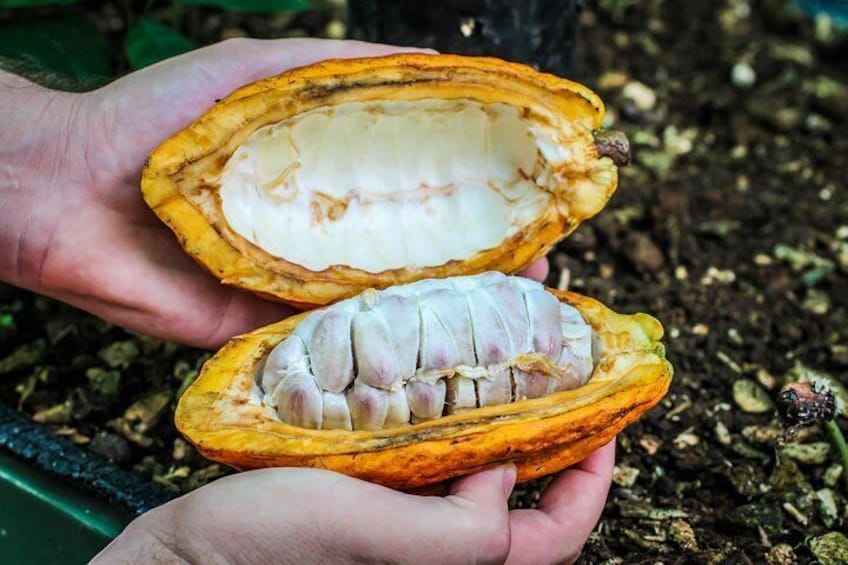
175, 273, 671, 490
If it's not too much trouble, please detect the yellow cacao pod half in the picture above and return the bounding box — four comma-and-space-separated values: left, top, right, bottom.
141, 54, 625, 307
176, 273, 671, 490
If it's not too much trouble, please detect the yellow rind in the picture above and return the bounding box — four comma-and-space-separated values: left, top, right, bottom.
142, 54, 618, 307
175, 289, 672, 490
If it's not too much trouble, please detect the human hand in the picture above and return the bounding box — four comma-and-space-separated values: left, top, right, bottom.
0, 38, 549, 349
93, 440, 613, 564
0, 38, 550, 349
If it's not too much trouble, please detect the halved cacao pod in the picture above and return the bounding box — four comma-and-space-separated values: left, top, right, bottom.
175, 274, 671, 490
141, 54, 622, 307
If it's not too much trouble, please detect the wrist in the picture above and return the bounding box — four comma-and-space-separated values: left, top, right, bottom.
0, 70, 87, 290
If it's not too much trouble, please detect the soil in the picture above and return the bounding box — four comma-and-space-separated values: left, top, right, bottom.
1, 0, 847, 562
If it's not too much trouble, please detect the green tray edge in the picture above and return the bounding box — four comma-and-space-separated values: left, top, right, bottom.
0, 449, 132, 564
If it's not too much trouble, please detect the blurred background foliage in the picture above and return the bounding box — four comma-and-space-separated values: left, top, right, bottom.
0, 0, 343, 89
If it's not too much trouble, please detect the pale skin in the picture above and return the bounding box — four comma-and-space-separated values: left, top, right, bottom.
0, 38, 614, 564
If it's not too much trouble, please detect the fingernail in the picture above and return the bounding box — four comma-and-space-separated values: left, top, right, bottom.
502, 464, 517, 497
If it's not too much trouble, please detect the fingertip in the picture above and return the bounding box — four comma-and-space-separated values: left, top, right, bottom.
450, 466, 512, 502
199, 291, 295, 349
577, 438, 616, 478
518, 258, 550, 282
355, 43, 438, 55
539, 439, 617, 516
319, 40, 438, 57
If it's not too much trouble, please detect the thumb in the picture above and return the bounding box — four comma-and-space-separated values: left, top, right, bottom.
109, 38, 435, 138
436, 465, 516, 563
131, 37, 435, 101
92, 38, 435, 172
450, 464, 518, 501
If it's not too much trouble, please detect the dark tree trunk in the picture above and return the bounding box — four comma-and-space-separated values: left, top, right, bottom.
347, 0, 583, 75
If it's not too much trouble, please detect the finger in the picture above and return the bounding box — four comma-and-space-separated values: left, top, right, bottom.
50, 283, 293, 350
224, 38, 438, 87
518, 258, 550, 282
353, 466, 514, 564
42, 211, 294, 348
537, 439, 615, 519
191, 289, 295, 349
136, 37, 436, 103
440, 467, 517, 563
505, 440, 616, 565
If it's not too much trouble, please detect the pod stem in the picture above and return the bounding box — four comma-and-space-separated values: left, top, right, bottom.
594, 130, 631, 167
824, 419, 848, 492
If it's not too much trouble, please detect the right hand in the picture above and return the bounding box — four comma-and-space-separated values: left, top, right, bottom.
92, 441, 613, 564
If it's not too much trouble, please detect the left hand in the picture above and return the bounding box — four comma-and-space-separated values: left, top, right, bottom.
0, 38, 548, 348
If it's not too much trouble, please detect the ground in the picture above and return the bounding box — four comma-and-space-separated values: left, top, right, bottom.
1, 0, 847, 562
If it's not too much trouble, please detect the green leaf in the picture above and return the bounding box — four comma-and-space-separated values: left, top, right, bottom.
182, 0, 310, 13
0, 313, 15, 330
0, 0, 79, 6
0, 15, 112, 88
125, 18, 195, 70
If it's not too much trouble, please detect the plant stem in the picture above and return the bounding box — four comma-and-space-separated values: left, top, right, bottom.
825, 419, 848, 492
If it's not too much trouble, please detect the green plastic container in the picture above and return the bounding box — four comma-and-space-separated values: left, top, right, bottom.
0, 450, 130, 564
0, 405, 172, 564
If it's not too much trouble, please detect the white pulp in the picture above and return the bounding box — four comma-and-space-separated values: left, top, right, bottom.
219, 99, 563, 272
259, 272, 596, 430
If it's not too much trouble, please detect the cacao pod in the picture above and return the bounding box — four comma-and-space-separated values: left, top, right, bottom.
176, 273, 671, 490
141, 54, 624, 307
